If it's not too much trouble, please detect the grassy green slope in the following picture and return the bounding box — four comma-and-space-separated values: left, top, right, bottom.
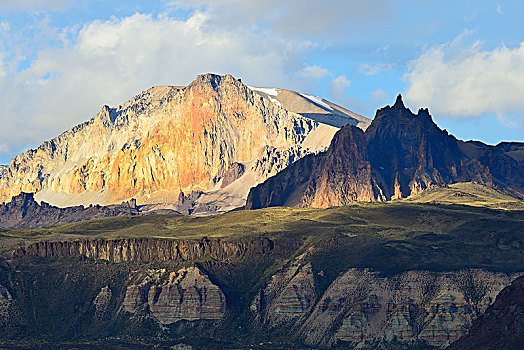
1, 201, 523, 275
0, 189, 523, 348
406, 182, 524, 209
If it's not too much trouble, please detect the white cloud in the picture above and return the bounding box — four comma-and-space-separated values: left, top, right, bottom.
332, 75, 351, 88
358, 63, 393, 76
371, 89, 388, 103
298, 65, 332, 79
169, 0, 390, 38
405, 33, 524, 124
329, 75, 351, 100
0, 11, 315, 158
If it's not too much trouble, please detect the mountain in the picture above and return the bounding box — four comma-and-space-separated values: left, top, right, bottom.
246, 95, 524, 209
248, 86, 370, 129
245, 124, 384, 209
448, 274, 524, 350
0, 165, 7, 179
0, 74, 368, 214
0, 192, 141, 228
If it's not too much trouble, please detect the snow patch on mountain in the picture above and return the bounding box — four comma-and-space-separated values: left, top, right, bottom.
299, 93, 334, 111
248, 86, 282, 107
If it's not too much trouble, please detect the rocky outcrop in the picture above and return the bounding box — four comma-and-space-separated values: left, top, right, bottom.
93, 286, 112, 321
0, 285, 13, 323
13, 237, 274, 263
0, 74, 365, 214
246, 95, 524, 209
0, 192, 140, 228
251, 258, 316, 329
0, 165, 6, 179
252, 266, 520, 348
220, 162, 245, 188
123, 267, 225, 324
246, 125, 385, 209
448, 274, 524, 350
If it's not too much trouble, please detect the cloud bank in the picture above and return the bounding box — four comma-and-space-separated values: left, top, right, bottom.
0, 12, 303, 159
405, 34, 524, 123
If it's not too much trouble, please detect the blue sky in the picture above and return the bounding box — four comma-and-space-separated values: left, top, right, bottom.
0, 0, 523, 164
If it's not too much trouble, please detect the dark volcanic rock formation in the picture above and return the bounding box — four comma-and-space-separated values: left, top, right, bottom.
246, 125, 385, 209
12, 237, 274, 263
246, 95, 524, 209
0, 192, 140, 228
448, 274, 524, 350
366, 95, 492, 200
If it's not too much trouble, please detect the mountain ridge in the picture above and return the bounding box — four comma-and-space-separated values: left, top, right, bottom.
246, 95, 524, 209
0, 73, 367, 214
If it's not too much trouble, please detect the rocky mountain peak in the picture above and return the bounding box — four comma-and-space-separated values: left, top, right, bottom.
0, 73, 345, 212
393, 93, 405, 109
189, 73, 241, 91
247, 95, 523, 208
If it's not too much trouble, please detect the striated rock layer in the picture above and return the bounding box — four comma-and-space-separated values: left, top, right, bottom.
448, 274, 524, 350
253, 265, 520, 349
13, 237, 274, 263
123, 267, 225, 324
0, 74, 365, 213
246, 95, 524, 209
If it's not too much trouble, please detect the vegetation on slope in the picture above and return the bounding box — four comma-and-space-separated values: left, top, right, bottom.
406, 182, 524, 209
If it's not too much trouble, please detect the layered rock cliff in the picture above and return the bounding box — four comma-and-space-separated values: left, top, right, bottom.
13, 237, 274, 263
246, 95, 524, 209
0, 74, 366, 214
123, 267, 226, 324
448, 274, 524, 349
252, 262, 520, 348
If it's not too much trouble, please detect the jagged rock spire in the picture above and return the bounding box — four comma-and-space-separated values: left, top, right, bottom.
393, 94, 405, 109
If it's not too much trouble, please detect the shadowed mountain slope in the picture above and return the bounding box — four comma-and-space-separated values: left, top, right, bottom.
448, 274, 524, 350
246, 95, 524, 209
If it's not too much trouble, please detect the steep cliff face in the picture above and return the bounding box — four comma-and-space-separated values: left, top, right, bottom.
13, 237, 274, 263
123, 267, 226, 324
251, 256, 317, 330
366, 95, 504, 200
448, 274, 524, 350
246, 125, 385, 209
246, 95, 524, 209
252, 264, 519, 349
0, 74, 365, 213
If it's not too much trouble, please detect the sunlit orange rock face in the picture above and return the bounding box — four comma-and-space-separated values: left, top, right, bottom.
0, 74, 321, 206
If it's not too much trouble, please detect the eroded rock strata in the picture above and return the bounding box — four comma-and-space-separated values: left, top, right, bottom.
123, 267, 226, 323
448, 274, 524, 349
13, 237, 274, 263
252, 263, 520, 349
1, 243, 521, 349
